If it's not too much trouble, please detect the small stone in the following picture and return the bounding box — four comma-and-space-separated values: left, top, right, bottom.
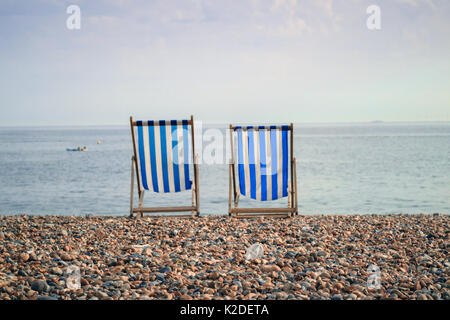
261, 264, 281, 273
31, 280, 48, 293
272, 265, 281, 272
18, 270, 28, 277
169, 230, 178, 237
317, 250, 326, 257
51, 267, 63, 276
60, 253, 72, 261
96, 291, 109, 299
417, 294, 427, 300
334, 283, 344, 291
20, 253, 30, 261
158, 267, 171, 273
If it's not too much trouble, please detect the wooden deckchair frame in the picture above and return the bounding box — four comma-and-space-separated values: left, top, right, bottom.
228, 123, 298, 218
129, 115, 200, 218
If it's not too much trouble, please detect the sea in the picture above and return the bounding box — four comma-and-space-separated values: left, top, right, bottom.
0, 122, 448, 216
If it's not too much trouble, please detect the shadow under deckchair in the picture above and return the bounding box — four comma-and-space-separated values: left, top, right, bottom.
228, 123, 298, 218
129, 116, 200, 218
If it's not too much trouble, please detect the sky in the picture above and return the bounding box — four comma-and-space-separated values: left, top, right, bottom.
0, 0, 449, 126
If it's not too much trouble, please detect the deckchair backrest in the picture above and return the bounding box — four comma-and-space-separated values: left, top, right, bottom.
232, 125, 292, 201
131, 120, 192, 193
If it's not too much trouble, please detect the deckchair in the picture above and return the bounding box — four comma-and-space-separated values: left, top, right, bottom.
228, 124, 298, 218
129, 116, 200, 218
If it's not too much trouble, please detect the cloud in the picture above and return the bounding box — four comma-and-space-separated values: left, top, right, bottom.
395, 0, 419, 6
314, 0, 334, 18
278, 16, 309, 35
259, 16, 310, 37
254, 0, 312, 36
395, 0, 436, 8
88, 15, 119, 25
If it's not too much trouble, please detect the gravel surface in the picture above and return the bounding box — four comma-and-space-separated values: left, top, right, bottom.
0, 214, 448, 300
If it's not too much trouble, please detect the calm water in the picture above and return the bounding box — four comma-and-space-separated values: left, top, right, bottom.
0, 122, 449, 216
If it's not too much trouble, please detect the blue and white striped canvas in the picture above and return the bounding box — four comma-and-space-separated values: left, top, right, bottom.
235, 126, 289, 201
134, 120, 192, 193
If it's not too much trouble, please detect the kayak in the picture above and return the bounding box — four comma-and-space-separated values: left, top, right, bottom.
66, 148, 87, 152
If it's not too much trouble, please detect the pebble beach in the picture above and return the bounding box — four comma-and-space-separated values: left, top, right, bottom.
0, 214, 448, 300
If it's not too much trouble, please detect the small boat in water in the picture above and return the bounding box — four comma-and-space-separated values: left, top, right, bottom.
66, 146, 87, 152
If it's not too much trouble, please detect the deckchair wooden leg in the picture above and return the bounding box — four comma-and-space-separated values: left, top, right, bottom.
230, 163, 239, 212
229, 125, 236, 217
233, 194, 240, 218
130, 156, 135, 218
191, 181, 196, 217
228, 163, 233, 216
138, 191, 144, 218
293, 157, 298, 216
194, 156, 200, 216
288, 184, 292, 209
190, 118, 200, 217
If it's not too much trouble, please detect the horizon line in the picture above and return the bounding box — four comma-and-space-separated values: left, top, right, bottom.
0, 120, 449, 128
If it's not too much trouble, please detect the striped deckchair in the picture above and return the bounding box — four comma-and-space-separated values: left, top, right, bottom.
129, 116, 200, 217
228, 124, 298, 218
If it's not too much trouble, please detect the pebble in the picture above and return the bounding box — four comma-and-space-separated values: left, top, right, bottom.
18, 270, 28, 277
31, 280, 48, 293
19, 253, 29, 262
60, 253, 72, 261
50, 267, 63, 276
